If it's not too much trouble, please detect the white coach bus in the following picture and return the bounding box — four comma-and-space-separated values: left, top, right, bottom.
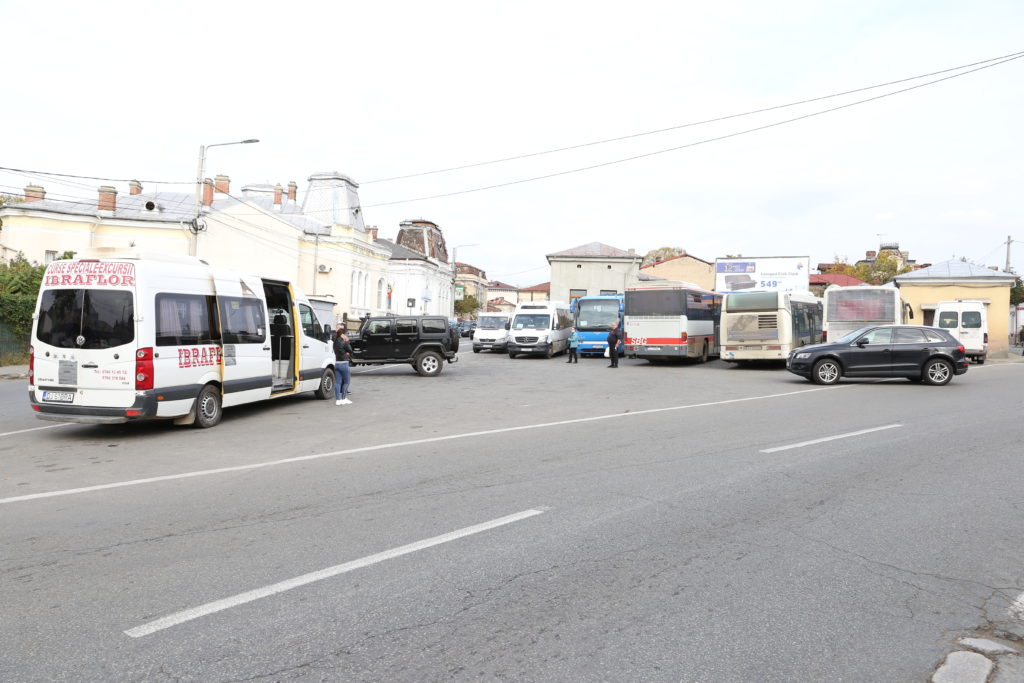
29, 249, 336, 428
720, 290, 823, 362
623, 281, 722, 363
822, 285, 912, 342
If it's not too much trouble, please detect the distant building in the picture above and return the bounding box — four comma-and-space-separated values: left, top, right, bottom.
639, 250, 714, 290
486, 297, 517, 313
486, 280, 519, 307
808, 272, 867, 298
455, 261, 488, 317
546, 241, 642, 305
519, 281, 550, 302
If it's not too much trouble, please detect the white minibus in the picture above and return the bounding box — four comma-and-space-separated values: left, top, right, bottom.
29, 249, 336, 428
506, 301, 573, 358
472, 312, 511, 353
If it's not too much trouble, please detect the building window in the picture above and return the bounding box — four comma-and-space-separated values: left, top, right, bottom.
600, 290, 617, 295
607, 265, 612, 269
377, 278, 384, 310
569, 289, 587, 305
577, 264, 582, 269
44, 250, 58, 264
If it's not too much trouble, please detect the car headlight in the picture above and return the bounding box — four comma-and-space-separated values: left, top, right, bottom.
536, 334, 548, 342
795, 352, 811, 359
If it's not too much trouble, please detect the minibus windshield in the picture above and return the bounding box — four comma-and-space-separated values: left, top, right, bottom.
36, 289, 135, 348
512, 314, 550, 330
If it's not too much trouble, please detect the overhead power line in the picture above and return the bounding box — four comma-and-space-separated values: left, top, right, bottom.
361, 49, 1024, 185
362, 52, 1024, 209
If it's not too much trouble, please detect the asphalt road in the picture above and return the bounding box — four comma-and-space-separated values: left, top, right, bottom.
2, 350, 1023, 682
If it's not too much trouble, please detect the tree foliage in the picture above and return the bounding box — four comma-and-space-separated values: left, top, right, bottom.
0, 254, 45, 339
642, 246, 686, 267
1011, 277, 1024, 306
454, 295, 481, 318
824, 251, 912, 285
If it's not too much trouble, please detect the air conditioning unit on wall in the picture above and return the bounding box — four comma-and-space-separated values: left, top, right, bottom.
318, 264, 331, 273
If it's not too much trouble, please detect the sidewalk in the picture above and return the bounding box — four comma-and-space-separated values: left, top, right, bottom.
0, 364, 29, 379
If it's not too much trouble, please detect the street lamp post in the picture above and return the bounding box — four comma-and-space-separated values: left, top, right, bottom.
191, 138, 259, 256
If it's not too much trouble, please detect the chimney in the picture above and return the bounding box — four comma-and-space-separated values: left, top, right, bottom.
129, 180, 143, 195
628, 248, 636, 254
98, 186, 117, 212
214, 174, 230, 194
368, 227, 378, 241
273, 183, 283, 207
287, 181, 297, 202
202, 178, 214, 207
24, 185, 45, 202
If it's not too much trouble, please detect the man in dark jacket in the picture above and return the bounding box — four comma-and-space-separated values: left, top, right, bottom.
607, 322, 623, 368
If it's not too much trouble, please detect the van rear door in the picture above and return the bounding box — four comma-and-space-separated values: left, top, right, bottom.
213, 272, 272, 407
33, 270, 137, 409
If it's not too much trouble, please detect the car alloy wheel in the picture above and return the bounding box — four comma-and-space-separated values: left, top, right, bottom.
812, 358, 840, 385
923, 359, 952, 386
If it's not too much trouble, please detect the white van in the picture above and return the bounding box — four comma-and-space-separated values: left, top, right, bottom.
506, 301, 573, 359
934, 299, 988, 363
472, 312, 511, 353
29, 249, 337, 428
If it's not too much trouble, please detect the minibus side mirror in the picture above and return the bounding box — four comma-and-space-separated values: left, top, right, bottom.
505, 322, 510, 330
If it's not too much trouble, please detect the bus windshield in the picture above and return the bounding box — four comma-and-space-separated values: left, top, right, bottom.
724, 292, 779, 312
827, 289, 896, 322
512, 314, 550, 330
477, 315, 507, 330
576, 301, 620, 330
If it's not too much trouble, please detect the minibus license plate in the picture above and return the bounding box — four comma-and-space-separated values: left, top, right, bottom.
42, 391, 75, 403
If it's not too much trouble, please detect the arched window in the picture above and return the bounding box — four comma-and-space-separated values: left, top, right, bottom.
350, 271, 357, 305
377, 278, 384, 310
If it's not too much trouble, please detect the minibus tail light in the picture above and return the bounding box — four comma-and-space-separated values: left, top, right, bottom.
135, 347, 154, 390
29, 345, 34, 384
983, 332, 988, 344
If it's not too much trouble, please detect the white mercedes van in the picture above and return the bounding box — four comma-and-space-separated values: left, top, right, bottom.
934, 299, 988, 363
472, 312, 511, 353
29, 249, 336, 428
506, 301, 573, 359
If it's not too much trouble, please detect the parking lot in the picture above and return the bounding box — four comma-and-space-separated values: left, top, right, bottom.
3, 350, 1024, 681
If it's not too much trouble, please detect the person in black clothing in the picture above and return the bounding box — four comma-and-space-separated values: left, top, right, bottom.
607, 322, 623, 368
333, 332, 353, 405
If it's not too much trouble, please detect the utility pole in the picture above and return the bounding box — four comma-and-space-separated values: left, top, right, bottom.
1006, 235, 1013, 273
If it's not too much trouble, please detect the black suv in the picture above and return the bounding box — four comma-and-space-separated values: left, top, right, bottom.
786, 325, 968, 385
348, 316, 460, 376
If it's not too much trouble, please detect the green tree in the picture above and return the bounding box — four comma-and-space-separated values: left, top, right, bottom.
824, 252, 911, 285
642, 246, 686, 267
1011, 276, 1024, 306
0, 193, 19, 208
0, 254, 46, 339
454, 295, 481, 318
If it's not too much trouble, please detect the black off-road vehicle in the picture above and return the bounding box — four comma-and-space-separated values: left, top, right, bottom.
348, 316, 460, 376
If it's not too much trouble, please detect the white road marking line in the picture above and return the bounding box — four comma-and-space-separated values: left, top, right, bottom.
760, 424, 903, 453
0, 423, 71, 438
1, 385, 851, 505
1011, 591, 1024, 620
124, 507, 546, 638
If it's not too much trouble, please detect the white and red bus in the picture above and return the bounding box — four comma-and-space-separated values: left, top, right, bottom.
623, 281, 722, 363
822, 285, 913, 342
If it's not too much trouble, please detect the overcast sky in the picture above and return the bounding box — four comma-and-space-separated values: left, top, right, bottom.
3, 0, 1022, 286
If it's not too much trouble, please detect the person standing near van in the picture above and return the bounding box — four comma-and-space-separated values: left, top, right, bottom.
607, 322, 623, 368
566, 327, 579, 363
333, 332, 353, 405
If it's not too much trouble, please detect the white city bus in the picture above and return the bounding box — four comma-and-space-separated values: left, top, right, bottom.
623, 281, 722, 363
822, 285, 912, 341
720, 290, 822, 362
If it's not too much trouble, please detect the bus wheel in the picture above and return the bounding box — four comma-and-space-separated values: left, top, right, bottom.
698, 341, 709, 363
194, 384, 222, 428
314, 367, 335, 399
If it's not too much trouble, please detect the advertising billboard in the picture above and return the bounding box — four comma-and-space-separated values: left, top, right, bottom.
714, 256, 810, 293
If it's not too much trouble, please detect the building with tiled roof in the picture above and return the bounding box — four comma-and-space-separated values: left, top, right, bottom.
519, 281, 550, 302
808, 272, 867, 297
895, 259, 1017, 355
546, 242, 642, 305
486, 280, 519, 307
639, 250, 714, 290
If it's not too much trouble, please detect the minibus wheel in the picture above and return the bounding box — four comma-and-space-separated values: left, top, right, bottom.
314, 367, 335, 399
195, 385, 223, 428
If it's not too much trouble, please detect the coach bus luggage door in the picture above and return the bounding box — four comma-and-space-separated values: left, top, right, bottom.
213, 271, 273, 407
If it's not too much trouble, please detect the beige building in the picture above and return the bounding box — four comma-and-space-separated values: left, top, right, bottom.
547, 242, 642, 305
894, 259, 1016, 356
518, 282, 550, 302
0, 174, 454, 324
638, 251, 714, 290
454, 262, 488, 317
